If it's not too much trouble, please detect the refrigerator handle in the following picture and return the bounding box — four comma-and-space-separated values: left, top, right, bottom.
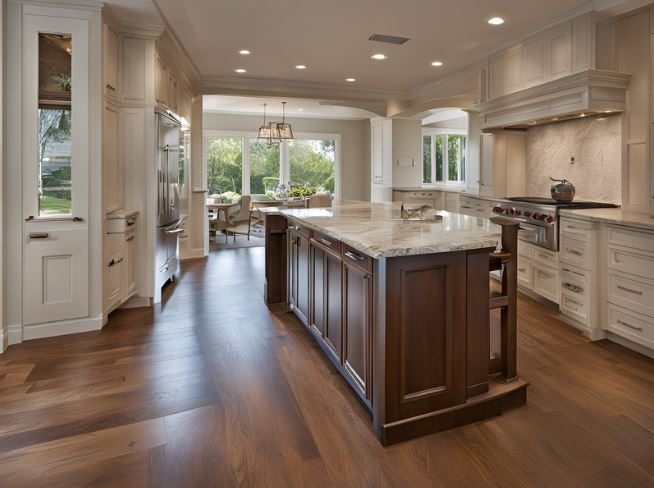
164, 144, 170, 211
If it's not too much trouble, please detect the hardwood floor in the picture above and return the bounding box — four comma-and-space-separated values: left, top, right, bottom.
0, 247, 653, 486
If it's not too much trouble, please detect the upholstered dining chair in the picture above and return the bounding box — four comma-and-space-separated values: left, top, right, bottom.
230, 195, 252, 241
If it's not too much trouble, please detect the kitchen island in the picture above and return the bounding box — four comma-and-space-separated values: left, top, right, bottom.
262, 201, 528, 445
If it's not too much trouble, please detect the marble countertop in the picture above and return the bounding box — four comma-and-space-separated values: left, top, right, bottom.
280, 201, 501, 259
560, 208, 654, 232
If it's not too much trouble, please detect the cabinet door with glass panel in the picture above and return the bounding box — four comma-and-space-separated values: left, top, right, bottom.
22, 12, 91, 325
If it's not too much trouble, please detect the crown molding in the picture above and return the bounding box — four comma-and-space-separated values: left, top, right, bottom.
202, 75, 406, 103
102, 5, 164, 38
156, 30, 202, 93
12, 0, 102, 10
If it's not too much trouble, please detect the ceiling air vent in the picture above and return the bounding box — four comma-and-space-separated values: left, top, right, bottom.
369, 33, 410, 45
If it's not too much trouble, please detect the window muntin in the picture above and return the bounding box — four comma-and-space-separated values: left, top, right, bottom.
422, 133, 466, 185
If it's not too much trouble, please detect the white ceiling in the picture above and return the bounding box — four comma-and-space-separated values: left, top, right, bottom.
152, 0, 591, 92
203, 95, 379, 120
105, 0, 161, 25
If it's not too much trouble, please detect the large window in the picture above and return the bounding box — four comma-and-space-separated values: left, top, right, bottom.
206, 137, 242, 194
249, 139, 280, 194
288, 139, 335, 193
423, 132, 466, 185
205, 132, 339, 197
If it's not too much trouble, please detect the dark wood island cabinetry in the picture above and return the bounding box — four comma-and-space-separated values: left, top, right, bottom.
262, 203, 527, 445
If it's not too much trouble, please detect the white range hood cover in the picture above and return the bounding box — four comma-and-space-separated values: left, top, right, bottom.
475, 70, 631, 129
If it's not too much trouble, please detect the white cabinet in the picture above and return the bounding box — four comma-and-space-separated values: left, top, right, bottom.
155, 54, 169, 107
104, 212, 139, 316
517, 241, 560, 305
479, 131, 526, 198
102, 22, 119, 100
482, 13, 616, 101
604, 224, 654, 349
122, 37, 147, 103
458, 195, 490, 218
558, 218, 599, 333
103, 103, 121, 214
533, 263, 560, 303
370, 118, 393, 201
168, 72, 178, 111
444, 192, 459, 212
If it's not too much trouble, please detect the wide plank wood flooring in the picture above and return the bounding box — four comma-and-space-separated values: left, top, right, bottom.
0, 247, 653, 486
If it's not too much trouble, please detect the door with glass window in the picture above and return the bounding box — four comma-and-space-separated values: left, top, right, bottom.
22, 14, 90, 325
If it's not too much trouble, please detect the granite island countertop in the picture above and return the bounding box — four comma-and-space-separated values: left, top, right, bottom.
279, 201, 501, 259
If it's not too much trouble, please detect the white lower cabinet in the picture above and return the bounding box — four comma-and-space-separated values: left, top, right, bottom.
603, 224, 654, 350
532, 263, 560, 303
557, 217, 599, 333
104, 212, 139, 317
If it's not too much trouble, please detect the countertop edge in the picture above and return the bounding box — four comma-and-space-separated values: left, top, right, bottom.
559, 209, 654, 232
283, 213, 500, 259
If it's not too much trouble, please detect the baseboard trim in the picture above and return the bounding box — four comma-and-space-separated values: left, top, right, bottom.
120, 296, 152, 309
181, 247, 206, 260
22, 315, 103, 342
606, 332, 654, 359
0, 327, 8, 353
7, 324, 23, 346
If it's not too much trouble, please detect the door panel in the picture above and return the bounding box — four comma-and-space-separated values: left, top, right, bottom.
343, 263, 371, 398
310, 244, 325, 337
325, 251, 343, 362
296, 233, 310, 325
24, 228, 89, 324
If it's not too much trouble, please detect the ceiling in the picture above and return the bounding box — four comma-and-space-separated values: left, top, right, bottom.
152, 0, 592, 92
105, 0, 161, 25
203, 95, 379, 120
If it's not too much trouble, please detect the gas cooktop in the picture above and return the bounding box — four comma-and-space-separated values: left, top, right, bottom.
505, 197, 618, 209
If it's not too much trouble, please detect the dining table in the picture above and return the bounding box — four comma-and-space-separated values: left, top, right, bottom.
206, 201, 239, 221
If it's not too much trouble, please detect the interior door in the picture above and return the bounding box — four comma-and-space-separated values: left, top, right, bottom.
22, 14, 91, 325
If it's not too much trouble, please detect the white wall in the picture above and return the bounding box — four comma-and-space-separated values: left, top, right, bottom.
202, 112, 371, 201
391, 118, 423, 187
424, 116, 468, 130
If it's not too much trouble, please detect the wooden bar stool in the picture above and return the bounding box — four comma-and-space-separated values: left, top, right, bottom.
489, 217, 520, 383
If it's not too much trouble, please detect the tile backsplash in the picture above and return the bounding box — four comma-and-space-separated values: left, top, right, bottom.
526, 114, 622, 204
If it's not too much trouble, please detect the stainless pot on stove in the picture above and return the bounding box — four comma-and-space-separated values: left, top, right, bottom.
549, 177, 576, 203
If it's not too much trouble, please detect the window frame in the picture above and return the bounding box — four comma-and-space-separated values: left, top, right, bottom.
203, 130, 341, 198
422, 128, 467, 187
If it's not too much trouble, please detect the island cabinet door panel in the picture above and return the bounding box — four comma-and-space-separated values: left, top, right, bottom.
384, 252, 467, 421
289, 229, 310, 326
310, 244, 326, 337
343, 262, 372, 400
324, 250, 343, 362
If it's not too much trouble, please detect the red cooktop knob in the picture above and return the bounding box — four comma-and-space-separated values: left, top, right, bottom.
524, 211, 532, 218
545, 216, 554, 223
492, 206, 502, 213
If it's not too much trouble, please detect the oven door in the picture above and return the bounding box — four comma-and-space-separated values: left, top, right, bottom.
518, 222, 556, 250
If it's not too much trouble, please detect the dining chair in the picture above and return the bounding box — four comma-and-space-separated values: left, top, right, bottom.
307, 192, 332, 208
230, 195, 253, 241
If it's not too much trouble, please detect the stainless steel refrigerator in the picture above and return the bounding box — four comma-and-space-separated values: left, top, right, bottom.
155, 108, 183, 290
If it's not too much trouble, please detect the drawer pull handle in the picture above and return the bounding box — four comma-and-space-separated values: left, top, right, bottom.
460, 205, 472, 209
345, 251, 365, 261
538, 270, 554, 279
320, 238, 332, 246
617, 319, 643, 332
562, 282, 584, 293
126, 236, 135, 242
28, 232, 49, 239
108, 257, 124, 267
518, 268, 526, 272
105, 83, 116, 91
617, 285, 643, 296
127, 219, 136, 226
566, 248, 583, 256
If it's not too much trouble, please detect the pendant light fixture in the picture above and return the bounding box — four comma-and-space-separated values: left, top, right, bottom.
277, 101, 294, 140
257, 103, 281, 148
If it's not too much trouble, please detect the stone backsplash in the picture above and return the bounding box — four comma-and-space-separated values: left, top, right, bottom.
526, 114, 622, 204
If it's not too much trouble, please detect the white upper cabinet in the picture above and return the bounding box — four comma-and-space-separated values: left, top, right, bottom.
484, 13, 616, 101
102, 22, 118, 100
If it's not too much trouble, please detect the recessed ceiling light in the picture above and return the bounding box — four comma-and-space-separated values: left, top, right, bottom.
346, 78, 357, 82
371, 53, 387, 60
298, 108, 304, 111
431, 61, 443, 67
234, 68, 247, 73
488, 17, 505, 25
295, 64, 307, 70
239, 49, 250, 55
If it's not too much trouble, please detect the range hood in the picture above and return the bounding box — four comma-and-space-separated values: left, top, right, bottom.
476, 70, 631, 130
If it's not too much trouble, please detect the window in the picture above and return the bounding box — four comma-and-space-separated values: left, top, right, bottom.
249, 139, 280, 194
38, 33, 73, 216
422, 132, 466, 185
206, 136, 243, 194
204, 132, 339, 197
288, 139, 335, 193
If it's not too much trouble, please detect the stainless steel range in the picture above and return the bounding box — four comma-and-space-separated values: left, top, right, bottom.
491, 197, 617, 251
